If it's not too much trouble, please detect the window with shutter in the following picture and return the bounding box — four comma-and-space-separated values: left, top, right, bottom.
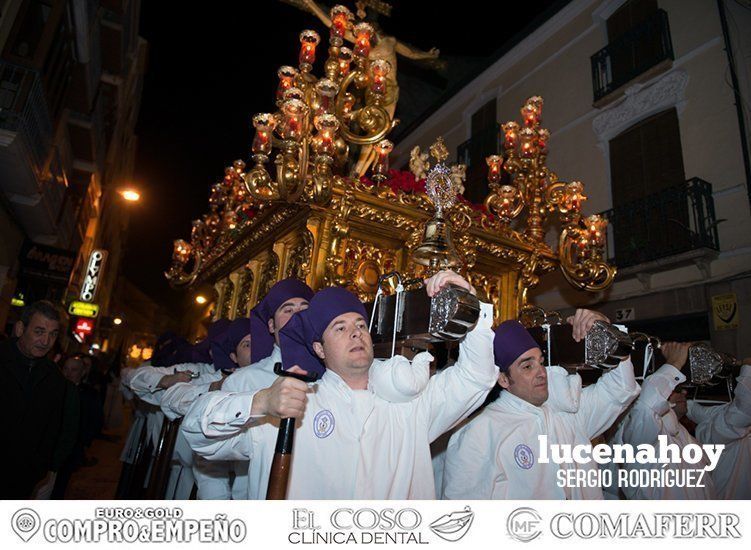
462, 99, 499, 204
608, 108, 690, 266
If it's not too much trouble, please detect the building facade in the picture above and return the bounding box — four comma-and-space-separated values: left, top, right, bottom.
392, 0, 751, 358
0, 0, 147, 343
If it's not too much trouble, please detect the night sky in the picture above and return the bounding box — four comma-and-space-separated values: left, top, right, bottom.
125, 0, 563, 312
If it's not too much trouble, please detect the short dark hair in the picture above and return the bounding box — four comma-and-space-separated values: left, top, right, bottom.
20, 300, 61, 326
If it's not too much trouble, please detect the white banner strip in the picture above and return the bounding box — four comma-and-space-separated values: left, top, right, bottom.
2, 500, 748, 549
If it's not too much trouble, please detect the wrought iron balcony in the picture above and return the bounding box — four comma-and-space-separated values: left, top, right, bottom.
600, 178, 720, 270
0, 61, 53, 171
591, 9, 674, 103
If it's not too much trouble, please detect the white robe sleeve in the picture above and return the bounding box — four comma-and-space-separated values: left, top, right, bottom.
128, 365, 175, 405
575, 357, 641, 439
180, 390, 266, 461
160, 372, 222, 421
620, 363, 685, 445
368, 353, 430, 403
128, 363, 211, 405
688, 364, 751, 444
415, 302, 498, 441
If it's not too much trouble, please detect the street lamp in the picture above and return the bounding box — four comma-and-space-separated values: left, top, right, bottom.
113, 317, 123, 326
119, 189, 141, 202
195, 294, 208, 305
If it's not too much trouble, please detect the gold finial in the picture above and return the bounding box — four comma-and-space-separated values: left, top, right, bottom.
429, 137, 449, 163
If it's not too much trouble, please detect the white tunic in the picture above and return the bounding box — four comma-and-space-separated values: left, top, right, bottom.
442, 359, 640, 499
161, 376, 249, 500
126, 362, 234, 500
687, 364, 751, 499
181, 303, 497, 499
614, 363, 717, 499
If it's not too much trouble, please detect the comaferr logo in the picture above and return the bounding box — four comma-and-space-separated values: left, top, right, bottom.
550, 513, 742, 539
507, 507, 542, 543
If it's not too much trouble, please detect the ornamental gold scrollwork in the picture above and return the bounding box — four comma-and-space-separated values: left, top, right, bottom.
286, 229, 315, 280
343, 238, 398, 302
258, 252, 281, 298
325, 191, 355, 287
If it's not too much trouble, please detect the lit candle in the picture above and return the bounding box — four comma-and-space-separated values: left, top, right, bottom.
353, 22, 374, 58
276, 66, 298, 101
341, 92, 355, 121
338, 47, 353, 78
370, 59, 391, 95
502, 121, 520, 150
299, 30, 320, 68
521, 102, 538, 127
519, 127, 537, 157
499, 185, 518, 220
537, 128, 550, 154
585, 215, 607, 247
283, 87, 305, 103
486, 155, 503, 185
373, 139, 393, 179
281, 98, 307, 141
314, 114, 339, 156
174, 239, 191, 262
330, 5, 352, 41
565, 181, 585, 211
315, 79, 338, 115
251, 113, 277, 155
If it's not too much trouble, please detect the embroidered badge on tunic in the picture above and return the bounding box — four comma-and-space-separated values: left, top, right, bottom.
313, 410, 335, 439
514, 444, 535, 469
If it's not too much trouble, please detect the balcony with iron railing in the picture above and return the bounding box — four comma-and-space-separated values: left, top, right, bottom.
0, 61, 54, 176
599, 178, 720, 273
591, 9, 674, 104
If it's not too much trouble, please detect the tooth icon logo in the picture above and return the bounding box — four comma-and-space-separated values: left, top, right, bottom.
12, 508, 41, 542
429, 506, 475, 542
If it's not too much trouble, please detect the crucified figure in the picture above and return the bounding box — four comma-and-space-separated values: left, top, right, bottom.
287, 0, 445, 178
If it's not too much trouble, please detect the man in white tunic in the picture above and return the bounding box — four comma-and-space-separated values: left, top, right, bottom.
159, 317, 256, 499
611, 342, 717, 499
182, 270, 496, 499
687, 358, 751, 498
221, 279, 315, 394
442, 310, 640, 499
126, 320, 231, 499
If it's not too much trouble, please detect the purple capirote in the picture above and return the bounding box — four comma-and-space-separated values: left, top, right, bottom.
211, 317, 251, 372
249, 278, 314, 363
278, 286, 368, 378
190, 318, 231, 364
493, 320, 541, 372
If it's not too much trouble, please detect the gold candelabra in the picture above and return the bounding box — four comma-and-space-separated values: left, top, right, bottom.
243, 5, 394, 207
165, 4, 616, 307
484, 96, 616, 291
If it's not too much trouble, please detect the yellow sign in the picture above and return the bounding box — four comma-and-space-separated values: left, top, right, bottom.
712, 293, 739, 331
68, 301, 99, 318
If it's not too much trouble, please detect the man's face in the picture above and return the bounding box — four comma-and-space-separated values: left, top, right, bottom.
15, 313, 60, 358
62, 358, 84, 385
268, 297, 310, 344
230, 333, 252, 368
498, 347, 548, 406
313, 312, 374, 377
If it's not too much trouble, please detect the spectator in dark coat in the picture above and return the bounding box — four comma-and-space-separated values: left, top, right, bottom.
0, 301, 79, 498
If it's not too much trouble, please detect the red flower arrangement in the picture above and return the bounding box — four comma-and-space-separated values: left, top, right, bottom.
358, 169, 491, 217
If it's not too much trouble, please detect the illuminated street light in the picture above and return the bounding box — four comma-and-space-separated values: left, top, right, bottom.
120, 189, 141, 202
195, 294, 208, 305
113, 317, 123, 325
